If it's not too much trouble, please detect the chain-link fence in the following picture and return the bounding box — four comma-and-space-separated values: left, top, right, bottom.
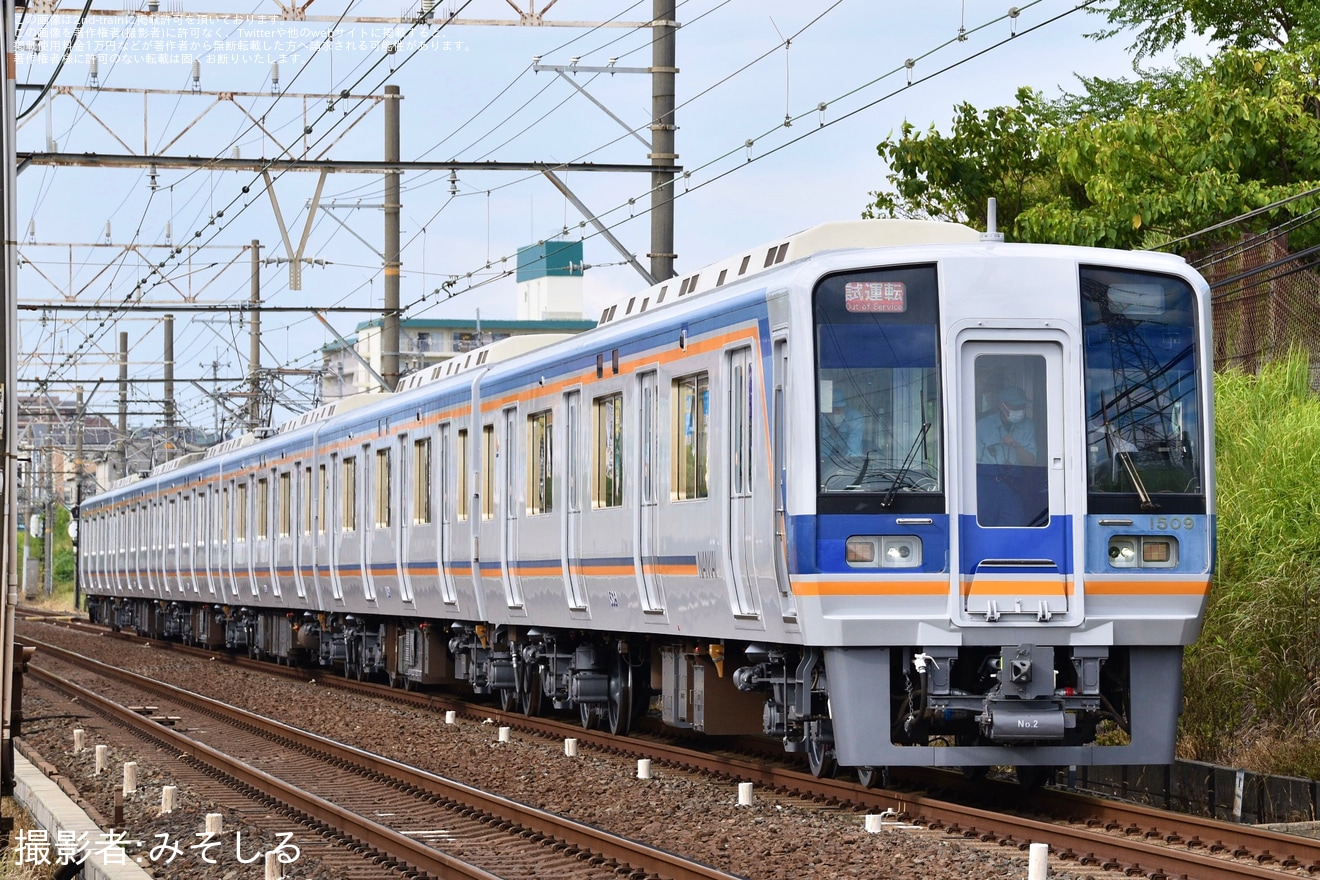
1190, 233, 1320, 373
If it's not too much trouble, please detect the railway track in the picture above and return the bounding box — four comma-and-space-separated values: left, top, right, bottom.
20, 613, 1320, 880
23, 635, 746, 880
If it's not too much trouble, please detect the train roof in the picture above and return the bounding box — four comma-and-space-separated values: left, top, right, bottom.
394, 333, 579, 392
596, 219, 980, 327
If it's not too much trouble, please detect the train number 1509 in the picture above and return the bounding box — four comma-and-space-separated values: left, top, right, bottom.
1149, 516, 1195, 531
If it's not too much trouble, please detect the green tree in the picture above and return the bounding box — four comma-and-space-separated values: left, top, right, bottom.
866, 46, 1320, 251
864, 87, 1063, 234
1089, 0, 1320, 60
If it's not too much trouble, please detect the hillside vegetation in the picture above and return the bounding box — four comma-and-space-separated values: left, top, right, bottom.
1182, 353, 1320, 776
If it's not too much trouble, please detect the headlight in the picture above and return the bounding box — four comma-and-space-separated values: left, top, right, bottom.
846, 536, 922, 568
1107, 535, 1178, 568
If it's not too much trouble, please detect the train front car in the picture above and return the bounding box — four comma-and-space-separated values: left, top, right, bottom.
739, 232, 1214, 775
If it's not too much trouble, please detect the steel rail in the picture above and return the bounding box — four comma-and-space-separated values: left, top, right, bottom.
24, 637, 746, 880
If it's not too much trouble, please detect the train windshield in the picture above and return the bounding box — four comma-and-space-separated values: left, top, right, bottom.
814, 265, 943, 511
1081, 266, 1205, 513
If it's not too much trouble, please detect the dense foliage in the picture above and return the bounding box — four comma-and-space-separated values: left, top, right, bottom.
1184, 355, 1320, 775
1088, 0, 1320, 59
866, 46, 1320, 252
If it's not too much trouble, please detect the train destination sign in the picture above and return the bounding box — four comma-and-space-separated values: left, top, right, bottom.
843, 280, 906, 312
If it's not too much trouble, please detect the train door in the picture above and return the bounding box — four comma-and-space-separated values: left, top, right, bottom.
771, 336, 798, 621
182, 490, 195, 594
213, 485, 227, 600
452, 422, 485, 620
436, 424, 457, 605
563, 390, 587, 609
294, 464, 310, 600
364, 443, 391, 605
726, 346, 760, 618
397, 434, 417, 605
636, 370, 664, 612
957, 341, 1070, 623
501, 406, 524, 609
328, 453, 345, 602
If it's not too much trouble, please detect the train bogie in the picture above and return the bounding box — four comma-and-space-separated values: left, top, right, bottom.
79, 218, 1214, 770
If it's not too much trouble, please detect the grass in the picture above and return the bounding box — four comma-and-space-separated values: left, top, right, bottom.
0, 799, 60, 880
1180, 353, 1320, 777
18, 504, 78, 614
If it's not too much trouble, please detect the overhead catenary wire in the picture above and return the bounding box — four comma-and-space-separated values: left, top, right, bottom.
32, 0, 1086, 424
401, 0, 1067, 315
29, 0, 481, 396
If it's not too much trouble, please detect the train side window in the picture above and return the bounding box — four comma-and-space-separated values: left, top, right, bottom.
302, 466, 313, 535
257, 477, 270, 540
413, 438, 433, 524
236, 482, 249, 542
481, 424, 496, 520
342, 457, 357, 532
528, 409, 553, 515
221, 486, 230, 544
167, 499, 176, 550
181, 494, 190, 550
673, 372, 709, 500
593, 392, 624, 508
317, 464, 327, 535
457, 429, 469, 521
375, 448, 392, 528
278, 471, 292, 537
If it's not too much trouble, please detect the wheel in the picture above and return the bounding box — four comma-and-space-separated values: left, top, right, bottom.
606, 653, 634, 736
956, 731, 989, 780
856, 766, 891, 789
500, 686, 518, 712
579, 701, 597, 730
520, 664, 542, 717
1014, 765, 1057, 790
805, 720, 837, 779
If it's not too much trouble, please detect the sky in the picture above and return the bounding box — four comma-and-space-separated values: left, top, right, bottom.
11, 0, 1190, 432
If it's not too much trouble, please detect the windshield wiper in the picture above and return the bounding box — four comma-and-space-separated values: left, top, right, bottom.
881, 422, 931, 509
1100, 392, 1157, 510
846, 452, 871, 490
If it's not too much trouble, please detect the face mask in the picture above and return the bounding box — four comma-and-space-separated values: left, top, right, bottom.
1005, 408, 1025, 424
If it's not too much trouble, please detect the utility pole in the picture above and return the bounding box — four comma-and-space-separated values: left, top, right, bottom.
650, 0, 678, 282
1, 0, 17, 802
163, 314, 175, 430
42, 437, 52, 597
249, 240, 261, 430
163, 314, 176, 461
118, 331, 128, 480
74, 385, 83, 611
382, 85, 401, 392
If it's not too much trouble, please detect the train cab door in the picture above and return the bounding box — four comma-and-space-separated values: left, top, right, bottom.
956, 340, 1071, 624
726, 346, 761, 619
563, 390, 588, 610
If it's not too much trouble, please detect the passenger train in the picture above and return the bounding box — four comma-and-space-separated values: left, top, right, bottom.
78, 216, 1214, 778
